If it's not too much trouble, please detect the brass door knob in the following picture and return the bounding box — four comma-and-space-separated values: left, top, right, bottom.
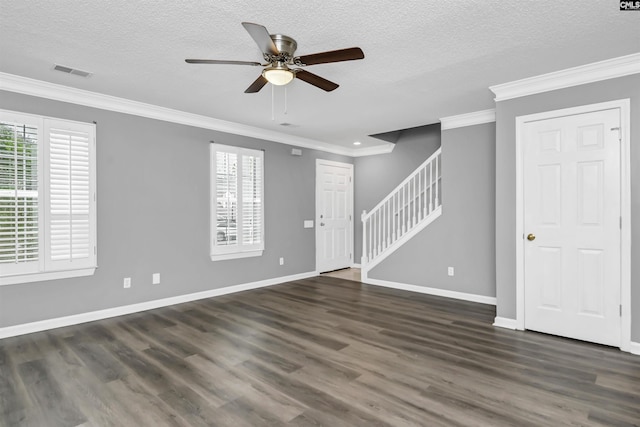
527, 233, 536, 241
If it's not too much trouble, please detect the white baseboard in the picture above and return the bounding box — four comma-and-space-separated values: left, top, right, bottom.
493, 316, 518, 330
0, 271, 317, 339
363, 277, 496, 305
351, 263, 361, 269
629, 341, 640, 356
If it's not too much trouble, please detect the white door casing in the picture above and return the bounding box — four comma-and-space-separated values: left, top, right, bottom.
515, 99, 631, 351
316, 160, 353, 273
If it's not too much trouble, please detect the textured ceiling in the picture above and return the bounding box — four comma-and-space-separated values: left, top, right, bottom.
0, 1, 638, 151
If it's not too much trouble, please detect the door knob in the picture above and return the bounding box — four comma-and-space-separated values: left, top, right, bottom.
527, 233, 536, 241
320, 222, 325, 226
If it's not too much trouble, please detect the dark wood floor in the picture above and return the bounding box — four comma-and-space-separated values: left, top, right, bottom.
1, 276, 639, 426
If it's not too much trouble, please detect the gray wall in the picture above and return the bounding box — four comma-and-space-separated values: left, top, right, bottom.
0, 91, 352, 328
369, 122, 496, 298
354, 124, 441, 263
495, 74, 640, 341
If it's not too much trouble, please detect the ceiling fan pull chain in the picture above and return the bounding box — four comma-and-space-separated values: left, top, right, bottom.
271, 84, 275, 121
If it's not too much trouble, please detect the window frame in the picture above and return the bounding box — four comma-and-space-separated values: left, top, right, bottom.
0, 109, 97, 286
210, 143, 264, 261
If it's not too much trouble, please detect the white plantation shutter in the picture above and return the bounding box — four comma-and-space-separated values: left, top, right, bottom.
45, 120, 95, 270
215, 151, 238, 245
0, 115, 41, 275
210, 144, 264, 260
0, 110, 96, 285
241, 154, 262, 245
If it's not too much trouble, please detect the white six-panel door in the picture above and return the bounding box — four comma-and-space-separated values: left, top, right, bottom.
523, 108, 621, 346
316, 161, 353, 273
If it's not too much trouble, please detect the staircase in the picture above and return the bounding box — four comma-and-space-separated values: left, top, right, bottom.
361, 148, 442, 280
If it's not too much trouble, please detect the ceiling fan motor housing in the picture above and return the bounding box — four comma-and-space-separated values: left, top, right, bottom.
268, 34, 297, 61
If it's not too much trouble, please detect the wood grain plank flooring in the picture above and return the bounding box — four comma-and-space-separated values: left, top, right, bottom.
1, 275, 639, 426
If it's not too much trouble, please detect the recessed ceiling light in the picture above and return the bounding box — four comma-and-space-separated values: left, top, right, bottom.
353, 141, 361, 146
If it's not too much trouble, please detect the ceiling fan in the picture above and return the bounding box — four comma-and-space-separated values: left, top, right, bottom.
185, 22, 364, 93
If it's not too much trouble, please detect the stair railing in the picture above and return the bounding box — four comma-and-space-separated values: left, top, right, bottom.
361, 148, 441, 270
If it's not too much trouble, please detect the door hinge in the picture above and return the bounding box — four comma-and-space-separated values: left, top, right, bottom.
349, 176, 352, 183
620, 304, 622, 317
350, 253, 352, 260
611, 127, 621, 141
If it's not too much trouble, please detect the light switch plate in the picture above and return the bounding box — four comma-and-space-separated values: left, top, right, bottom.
304, 220, 314, 228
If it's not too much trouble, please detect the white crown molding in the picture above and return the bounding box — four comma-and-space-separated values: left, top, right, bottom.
0, 271, 316, 339
440, 109, 496, 130
490, 53, 640, 101
0, 72, 382, 157
350, 143, 395, 157
363, 277, 497, 305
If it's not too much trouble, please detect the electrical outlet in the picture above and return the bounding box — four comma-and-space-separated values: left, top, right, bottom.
123, 277, 131, 288
448, 267, 454, 277
152, 273, 160, 285
279, 257, 284, 266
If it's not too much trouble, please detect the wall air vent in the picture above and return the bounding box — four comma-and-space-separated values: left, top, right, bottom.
53, 64, 92, 78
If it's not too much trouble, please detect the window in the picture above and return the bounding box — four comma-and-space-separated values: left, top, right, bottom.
210, 143, 263, 261
0, 110, 96, 285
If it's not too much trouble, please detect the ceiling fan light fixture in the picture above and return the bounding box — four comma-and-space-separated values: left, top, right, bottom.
262, 65, 294, 86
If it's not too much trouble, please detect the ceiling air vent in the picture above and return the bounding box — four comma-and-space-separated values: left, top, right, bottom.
53, 64, 92, 78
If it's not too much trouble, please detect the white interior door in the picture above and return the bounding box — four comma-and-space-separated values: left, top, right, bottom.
316, 161, 353, 273
523, 108, 621, 346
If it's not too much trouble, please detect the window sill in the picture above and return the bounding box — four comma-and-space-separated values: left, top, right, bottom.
0, 268, 96, 286
210, 250, 263, 262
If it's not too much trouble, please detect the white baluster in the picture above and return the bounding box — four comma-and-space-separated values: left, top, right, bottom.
386, 200, 390, 247
394, 192, 398, 241
382, 203, 386, 250
435, 155, 439, 207
361, 210, 368, 265
400, 185, 407, 236
429, 162, 434, 213
424, 165, 428, 217
377, 210, 381, 257
412, 176, 416, 227
418, 169, 422, 221
411, 176, 414, 225
406, 183, 409, 233
370, 215, 374, 261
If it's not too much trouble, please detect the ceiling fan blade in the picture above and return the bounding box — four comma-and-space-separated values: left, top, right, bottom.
295, 70, 339, 92
245, 75, 269, 93
185, 59, 262, 66
296, 47, 364, 66
241, 22, 279, 56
